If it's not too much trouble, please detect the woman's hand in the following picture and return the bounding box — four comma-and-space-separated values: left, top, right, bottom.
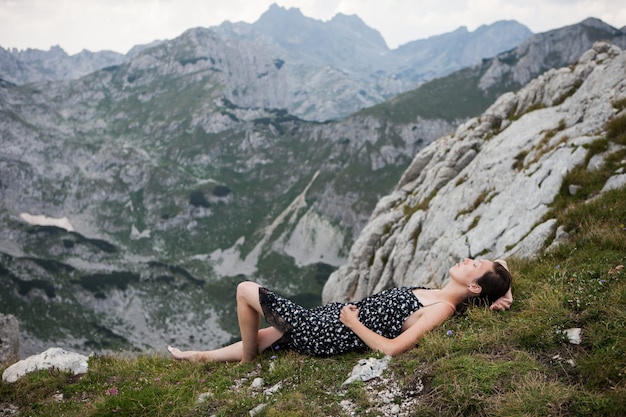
340, 304, 360, 328
490, 287, 513, 311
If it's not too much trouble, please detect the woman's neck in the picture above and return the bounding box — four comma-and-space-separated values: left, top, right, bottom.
438, 280, 473, 306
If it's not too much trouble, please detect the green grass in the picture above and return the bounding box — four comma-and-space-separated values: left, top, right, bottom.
2, 185, 624, 416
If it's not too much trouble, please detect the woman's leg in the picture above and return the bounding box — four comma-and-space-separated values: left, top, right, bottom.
236, 281, 266, 362
167, 326, 283, 362
168, 281, 281, 362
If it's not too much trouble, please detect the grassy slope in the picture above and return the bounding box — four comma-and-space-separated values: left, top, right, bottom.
2, 116, 626, 417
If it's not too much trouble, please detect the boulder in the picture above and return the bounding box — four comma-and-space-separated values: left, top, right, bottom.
2, 347, 89, 383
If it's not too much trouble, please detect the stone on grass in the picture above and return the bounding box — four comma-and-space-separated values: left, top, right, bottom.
342, 356, 391, 386
561, 328, 582, 345
2, 347, 89, 383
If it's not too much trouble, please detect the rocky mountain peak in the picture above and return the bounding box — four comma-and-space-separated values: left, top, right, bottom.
328, 13, 388, 48
256, 3, 307, 30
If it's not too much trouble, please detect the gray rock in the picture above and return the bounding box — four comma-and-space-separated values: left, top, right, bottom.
0, 314, 20, 365
196, 391, 213, 403
2, 347, 89, 383
561, 328, 582, 344
0, 404, 19, 416
249, 403, 268, 417
250, 377, 264, 390
601, 173, 626, 192
342, 355, 391, 386
569, 184, 582, 195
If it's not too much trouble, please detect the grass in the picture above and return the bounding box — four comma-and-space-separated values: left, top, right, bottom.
2, 186, 624, 416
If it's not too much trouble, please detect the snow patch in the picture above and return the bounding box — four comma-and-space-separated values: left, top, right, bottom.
281, 207, 346, 267
20, 213, 74, 232
209, 236, 258, 276
130, 224, 151, 240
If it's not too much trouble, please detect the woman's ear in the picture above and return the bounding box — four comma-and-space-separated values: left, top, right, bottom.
467, 283, 482, 295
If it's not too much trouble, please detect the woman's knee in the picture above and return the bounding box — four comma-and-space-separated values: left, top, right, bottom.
237, 281, 260, 302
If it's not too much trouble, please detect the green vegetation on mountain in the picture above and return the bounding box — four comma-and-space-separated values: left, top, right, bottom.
359, 61, 505, 123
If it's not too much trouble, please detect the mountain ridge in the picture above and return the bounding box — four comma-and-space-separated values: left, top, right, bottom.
1, 4, 532, 120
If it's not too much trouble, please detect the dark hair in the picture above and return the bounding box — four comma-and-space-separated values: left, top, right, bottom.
475, 262, 512, 304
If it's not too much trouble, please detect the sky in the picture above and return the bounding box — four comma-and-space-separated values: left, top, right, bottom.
1, 0, 626, 55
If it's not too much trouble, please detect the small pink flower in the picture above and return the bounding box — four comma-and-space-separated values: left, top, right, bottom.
112, 407, 119, 413
107, 387, 118, 396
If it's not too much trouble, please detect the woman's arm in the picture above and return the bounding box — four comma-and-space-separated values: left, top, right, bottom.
490, 287, 513, 311
339, 303, 454, 357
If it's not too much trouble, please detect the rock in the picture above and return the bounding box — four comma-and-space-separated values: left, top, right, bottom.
561, 328, 582, 345
249, 403, 267, 417
342, 356, 391, 386
196, 391, 212, 403
0, 314, 20, 366
2, 347, 89, 383
263, 381, 284, 396
0, 404, 19, 416
601, 173, 626, 192
250, 377, 264, 390
568, 184, 582, 195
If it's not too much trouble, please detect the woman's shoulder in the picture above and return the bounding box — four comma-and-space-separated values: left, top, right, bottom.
412, 288, 455, 309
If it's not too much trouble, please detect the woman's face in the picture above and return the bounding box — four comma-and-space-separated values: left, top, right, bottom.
449, 258, 495, 285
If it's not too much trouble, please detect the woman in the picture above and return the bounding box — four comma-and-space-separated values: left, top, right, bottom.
168, 258, 513, 362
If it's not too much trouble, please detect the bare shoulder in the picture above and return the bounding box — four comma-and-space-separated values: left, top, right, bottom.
402, 299, 454, 331
412, 289, 456, 312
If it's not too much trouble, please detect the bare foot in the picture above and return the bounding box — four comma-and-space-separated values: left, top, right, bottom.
167, 345, 195, 360
167, 345, 213, 362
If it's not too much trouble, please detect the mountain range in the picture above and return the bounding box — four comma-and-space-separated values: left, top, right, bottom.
0, 5, 625, 356
1, 4, 532, 121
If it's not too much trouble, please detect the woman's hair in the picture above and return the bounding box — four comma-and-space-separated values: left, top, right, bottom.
475, 261, 512, 304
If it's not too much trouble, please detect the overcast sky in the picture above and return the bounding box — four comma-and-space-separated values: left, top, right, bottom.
1, 0, 625, 55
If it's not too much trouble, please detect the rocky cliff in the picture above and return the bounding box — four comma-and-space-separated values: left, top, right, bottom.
323, 41, 626, 302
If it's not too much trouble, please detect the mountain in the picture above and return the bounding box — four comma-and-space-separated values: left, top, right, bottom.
0, 40, 168, 86
213, 4, 533, 120
0, 45, 126, 85
0, 18, 624, 357
391, 20, 532, 83
249, 3, 389, 70
0, 4, 532, 121
358, 18, 626, 124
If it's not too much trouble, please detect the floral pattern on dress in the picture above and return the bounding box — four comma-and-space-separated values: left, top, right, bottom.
259, 286, 424, 356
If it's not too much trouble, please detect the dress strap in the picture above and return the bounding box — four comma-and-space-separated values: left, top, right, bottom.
422, 300, 456, 312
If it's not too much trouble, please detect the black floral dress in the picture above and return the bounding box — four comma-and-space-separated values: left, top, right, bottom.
259, 286, 424, 356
